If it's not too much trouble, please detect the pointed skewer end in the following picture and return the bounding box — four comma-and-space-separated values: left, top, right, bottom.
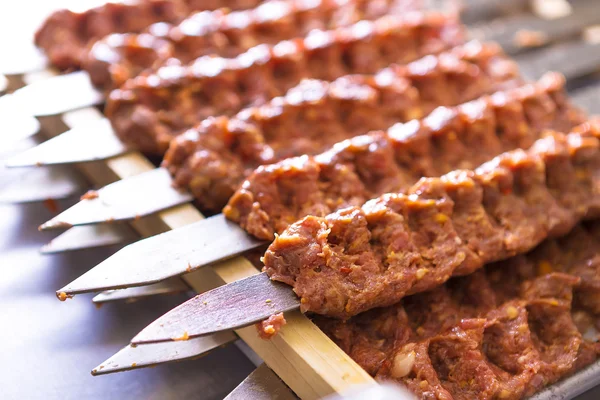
91, 358, 129, 376
39, 220, 73, 231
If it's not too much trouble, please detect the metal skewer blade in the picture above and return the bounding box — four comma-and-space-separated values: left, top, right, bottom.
131, 272, 300, 345
0, 95, 41, 145
92, 278, 191, 304
39, 168, 192, 230
224, 363, 297, 400
0, 74, 6, 94
92, 331, 236, 375
57, 214, 265, 296
0, 165, 84, 203
0, 41, 48, 75
529, 359, 600, 400
6, 71, 103, 117
4, 118, 128, 168
41, 224, 138, 254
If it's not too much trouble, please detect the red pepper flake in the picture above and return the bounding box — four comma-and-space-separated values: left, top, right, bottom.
501, 186, 513, 195
43, 198, 59, 213
340, 266, 352, 274
80, 190, 99, 201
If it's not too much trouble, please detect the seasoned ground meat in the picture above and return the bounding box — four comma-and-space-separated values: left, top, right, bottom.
316, 221, 600, 398
36, 0, 262, 71
106, 11, 464, 155
82, 0, 424, 91
256, 312, 287, 339
163, 41, 519, 211
263, 120, 600, 319
225, 72, 583, 239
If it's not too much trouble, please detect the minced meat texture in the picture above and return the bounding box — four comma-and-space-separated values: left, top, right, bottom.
316, 221, 600, 398
82, 0, 424, 91
262, 120, 600, 319
256, 312, 287, 339
36, 0, 263, 71
105, 11, 464, 155
162, 40, 519, 211
225, 72, 583, 239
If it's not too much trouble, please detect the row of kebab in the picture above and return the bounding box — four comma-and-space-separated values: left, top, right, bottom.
14, 0, 600, 398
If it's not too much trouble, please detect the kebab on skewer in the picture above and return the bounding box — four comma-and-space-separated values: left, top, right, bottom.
89, 79, 600, 376
42, 39, 519, 231
103, 11, 464, 155
34, 0, 276, 71
15, 0, 600, 120
83, 0, 424, 92
128, 118, 600, 343
23, 3, 600, 394
5, 9, 464, 169
56, 71, 584, 296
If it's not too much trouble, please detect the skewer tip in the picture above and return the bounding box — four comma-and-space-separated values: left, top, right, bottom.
39, 220, 73, 231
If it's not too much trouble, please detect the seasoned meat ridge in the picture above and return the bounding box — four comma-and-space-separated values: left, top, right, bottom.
83, 0, 424, 91
34, 0, 269, 71
262, 120, 600, 318
106, 11, 464, 155
316, 221, 600, 399
163, 41, 519, 211
225, 72, 582, 239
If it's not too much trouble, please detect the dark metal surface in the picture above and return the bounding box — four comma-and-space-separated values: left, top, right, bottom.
0, 198, 255, 399
571, 80, 600, 112
461, 0, 530, 25
131, 272, 300, 344
58, 213, 264, 296
516, 41, 600, 81
532, 360, 600, 400
472, 0, 600, 54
